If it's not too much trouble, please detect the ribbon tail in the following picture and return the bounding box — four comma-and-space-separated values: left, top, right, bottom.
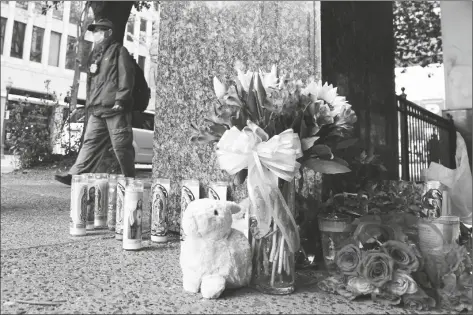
272, 184, 300, 253
247, 165, 273, 238
250, 152, 300, 253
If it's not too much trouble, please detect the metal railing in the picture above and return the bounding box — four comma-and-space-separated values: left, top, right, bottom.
397, 91, 456, 182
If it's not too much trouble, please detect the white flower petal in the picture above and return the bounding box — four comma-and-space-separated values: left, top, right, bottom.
213, 76, 227, 98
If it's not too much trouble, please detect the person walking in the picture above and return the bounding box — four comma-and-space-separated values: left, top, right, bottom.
55, 19, 136, 186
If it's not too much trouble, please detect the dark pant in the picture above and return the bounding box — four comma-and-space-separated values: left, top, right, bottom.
69, 111, 135, 177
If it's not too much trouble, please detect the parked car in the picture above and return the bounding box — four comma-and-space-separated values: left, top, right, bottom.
59, 105, 154, 164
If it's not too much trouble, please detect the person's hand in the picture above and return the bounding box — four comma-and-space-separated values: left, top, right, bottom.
112, 103, 123, 111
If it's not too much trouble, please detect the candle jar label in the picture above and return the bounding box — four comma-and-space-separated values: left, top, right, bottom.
70, 176, 88, 236
142, 180, 153, 237
421, 181, 443, 219
115, 179, 126, 238
123, 190, 143, 250
209, 182, 227, 201
94, 178, 109, 228
108, 182, 117, 231
151, 179, 170, 241
86, 184, 96, 230
180, 180, 199, 241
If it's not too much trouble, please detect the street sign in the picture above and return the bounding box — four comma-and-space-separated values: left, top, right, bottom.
4, 110, 9, 120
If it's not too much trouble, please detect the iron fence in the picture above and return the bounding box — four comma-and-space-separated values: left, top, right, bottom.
397, 94, 456, 182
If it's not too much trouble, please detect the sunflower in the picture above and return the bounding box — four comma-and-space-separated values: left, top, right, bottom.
302, 81, 351, 117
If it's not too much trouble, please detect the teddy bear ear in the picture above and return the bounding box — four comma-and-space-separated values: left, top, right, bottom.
225, 201, 242, 214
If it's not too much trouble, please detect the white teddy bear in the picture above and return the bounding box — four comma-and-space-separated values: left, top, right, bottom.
179, 198, 252, 299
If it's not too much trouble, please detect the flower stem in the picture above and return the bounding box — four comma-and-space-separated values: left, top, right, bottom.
255, 239, 261, 276
263, 242, 270, 275
269, 225, 278, 262
270, 234, 280, 286
278, 232, 285, 275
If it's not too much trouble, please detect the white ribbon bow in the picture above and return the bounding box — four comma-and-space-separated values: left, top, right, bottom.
216, 120, 302, 253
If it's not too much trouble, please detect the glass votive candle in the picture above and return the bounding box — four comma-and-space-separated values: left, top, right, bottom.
123, 179, 144, 251
208, 181, 227, 201
318, 213, 353, 274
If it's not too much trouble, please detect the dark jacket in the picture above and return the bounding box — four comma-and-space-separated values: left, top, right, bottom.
86, 42, 135, 110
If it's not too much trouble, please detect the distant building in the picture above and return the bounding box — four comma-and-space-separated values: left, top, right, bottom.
395, 64, 445, 115
0, 1, 157, 110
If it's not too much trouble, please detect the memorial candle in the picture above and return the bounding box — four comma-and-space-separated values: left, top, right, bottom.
70, 174, 88, 236
123, 179, 144, 251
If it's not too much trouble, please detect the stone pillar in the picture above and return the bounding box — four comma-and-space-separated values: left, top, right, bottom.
144, 18, 152, 83
148, 5, 160, 112
153, 1, 321, 232
320, 1, 398, 182
440, 1, 472, 166
133, 14, 140, 60
441, 1, 472, 111
22, 2, 34, 61
41, 8, 53, 66
58, 1, 71, 69
0, 89, 6, 159
3, 1, 16, 57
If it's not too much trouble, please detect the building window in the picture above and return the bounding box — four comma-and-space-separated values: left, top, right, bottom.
11, 21, 26, 59
15, 1, 28, 10
140, 18, 146, 32
0, 17, 6, 55
138, 55, 145, 71
140, 18, 147, 43
34, 2, 43, 15
65, 36, 76, 70
52, 2, 64, 21
126, 16, 134, 42
69, 1, 94, 26
30, 26, 44, 63
69, 1, 82, 25
48, 31, 61, 66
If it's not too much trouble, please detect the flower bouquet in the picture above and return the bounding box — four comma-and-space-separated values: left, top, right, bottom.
317, 211, 472, 312
190, 64, 357, 294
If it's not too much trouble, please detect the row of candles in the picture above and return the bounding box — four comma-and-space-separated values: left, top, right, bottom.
69, 174, 228, 250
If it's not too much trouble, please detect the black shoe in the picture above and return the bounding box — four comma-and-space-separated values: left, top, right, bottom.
55, 174, 72, 186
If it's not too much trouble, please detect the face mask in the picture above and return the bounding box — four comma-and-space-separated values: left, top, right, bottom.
93, 30, 105, 43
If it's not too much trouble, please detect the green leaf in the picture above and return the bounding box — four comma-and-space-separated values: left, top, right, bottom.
235, 80, 247, 101
302, 157, 351, 174
336, 138, 359, 149
233, 169, 248, 185
246, 76, 259, 122
254, 73, 266, 119
307, 144, 332, 159
189, 132, 221, 144
301, 136, 319, 151
332, 156, 349, 166
208, 123, 228, 136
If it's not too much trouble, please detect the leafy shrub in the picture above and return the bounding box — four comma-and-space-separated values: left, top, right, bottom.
7, 101, 55, 169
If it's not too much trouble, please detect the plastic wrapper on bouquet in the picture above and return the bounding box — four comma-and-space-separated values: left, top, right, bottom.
316, 210, 472, 312
422, 131, 472, 224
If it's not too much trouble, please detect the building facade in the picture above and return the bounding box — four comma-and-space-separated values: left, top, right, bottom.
0, 0, 157, 109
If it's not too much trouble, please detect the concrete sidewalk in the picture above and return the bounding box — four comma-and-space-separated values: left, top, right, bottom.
0, 170, 454, 314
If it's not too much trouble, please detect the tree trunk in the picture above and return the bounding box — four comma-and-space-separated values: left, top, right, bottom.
89, 1, 135, 44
